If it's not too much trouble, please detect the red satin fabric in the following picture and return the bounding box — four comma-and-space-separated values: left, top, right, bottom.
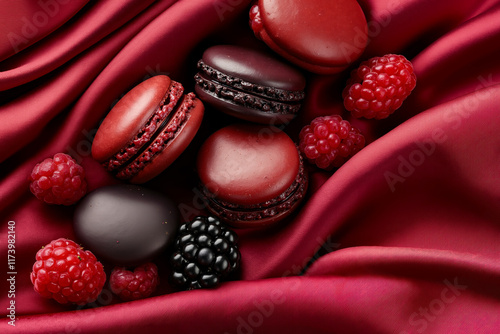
1, 0, 500, 333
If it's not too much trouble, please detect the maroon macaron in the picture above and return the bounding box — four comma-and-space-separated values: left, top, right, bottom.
197, 124, 308, 228
194, 45, 306, 125
92, 75, 204, 184
250, 0, 368, 74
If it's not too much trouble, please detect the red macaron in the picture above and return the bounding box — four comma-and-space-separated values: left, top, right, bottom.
250, 0, 368, 74
92, 75, 204, 183
197, 124, 308, 228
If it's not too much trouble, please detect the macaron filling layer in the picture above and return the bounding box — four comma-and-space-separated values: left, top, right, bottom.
201, 152, 307, 222
197, 60, 304, 101
195, 60, 304, 115
102, 81, 184, 173
115, 92, 197, 180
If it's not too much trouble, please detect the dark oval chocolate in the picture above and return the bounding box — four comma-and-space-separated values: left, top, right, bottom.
74, 184, 179, 266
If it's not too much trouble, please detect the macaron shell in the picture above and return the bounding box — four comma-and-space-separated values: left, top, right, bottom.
205, 181, 307, 228
130, 95, 204, 184
92, 75, 171, 162
258, 29, 349, 74
194, 83, 295, 125
197, 124, 299, 205
201, 45, 306, 92
257, 0, 368, 74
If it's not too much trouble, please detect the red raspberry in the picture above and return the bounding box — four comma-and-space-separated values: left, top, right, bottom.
249, 4, 263, 38
299, 115, 365, 170
343, 54, 416, 119
29, 153, 87, 205
30, 238, 106, 305
109, 263, 159, 301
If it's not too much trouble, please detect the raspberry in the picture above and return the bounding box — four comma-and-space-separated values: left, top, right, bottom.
299, 115, 365, 170
170, 216, 240, 290
30, 238, 106, 305
109, 263, 159, 301
29, 153, 87, 205
249, 4, 263, 38
343, 54, 416, 119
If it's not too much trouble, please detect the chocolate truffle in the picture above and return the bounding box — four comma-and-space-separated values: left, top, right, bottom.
74, 184, 180, 266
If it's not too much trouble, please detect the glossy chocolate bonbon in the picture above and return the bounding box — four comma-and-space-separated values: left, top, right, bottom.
74, 184, 180, 266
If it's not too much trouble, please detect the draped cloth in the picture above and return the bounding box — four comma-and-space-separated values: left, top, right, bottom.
1, 0, 499, 333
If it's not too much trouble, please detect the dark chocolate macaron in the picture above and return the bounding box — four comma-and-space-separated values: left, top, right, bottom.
197, 124, 308, 228
194, 45, 306, 125
74, 184, 180, 266
92, 75, 204, 184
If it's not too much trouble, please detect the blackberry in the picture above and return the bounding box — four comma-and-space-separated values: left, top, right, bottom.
170, 216, 240, 289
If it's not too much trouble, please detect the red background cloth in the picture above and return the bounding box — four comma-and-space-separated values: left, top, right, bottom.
1, 0, 500, 333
